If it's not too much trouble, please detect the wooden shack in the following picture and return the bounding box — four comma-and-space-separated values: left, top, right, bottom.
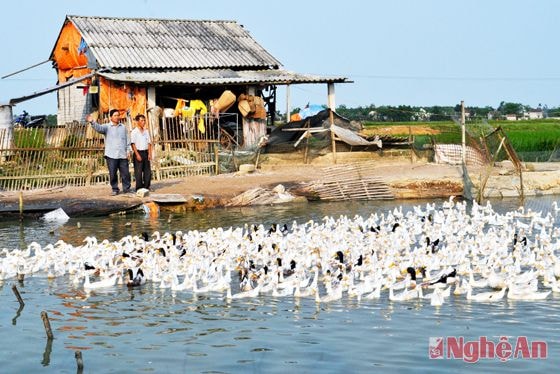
40, 15, 349, 149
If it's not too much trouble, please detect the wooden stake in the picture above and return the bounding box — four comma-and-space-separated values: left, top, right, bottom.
330, 110, 337, 164
11, 284, 25, 306
75, 350, 84, 371
254, 148, 261, 169
409, 126, 414, 163
19, 191, 23, 221
41, 311, 54, 339
461, 100, 466, 165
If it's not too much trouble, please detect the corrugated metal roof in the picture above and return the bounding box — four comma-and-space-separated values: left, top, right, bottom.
97, 69, 350, 85
67, 15, 282, 70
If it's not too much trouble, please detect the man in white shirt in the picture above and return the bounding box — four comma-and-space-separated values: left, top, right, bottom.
130, 114, 153, 191
86, 109, 132, 196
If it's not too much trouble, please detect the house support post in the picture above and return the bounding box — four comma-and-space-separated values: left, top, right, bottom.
286, 84, 291, 123
146, 87, 161, 180
0, 105, 14, 164
328, 83, 337, 164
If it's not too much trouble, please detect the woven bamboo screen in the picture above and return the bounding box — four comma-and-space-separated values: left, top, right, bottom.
0, 113, 231, 191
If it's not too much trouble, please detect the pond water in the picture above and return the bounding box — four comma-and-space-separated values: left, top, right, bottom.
0, 197, 559, 372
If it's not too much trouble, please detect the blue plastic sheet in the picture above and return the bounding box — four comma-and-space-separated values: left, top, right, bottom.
298, 104, 324, 119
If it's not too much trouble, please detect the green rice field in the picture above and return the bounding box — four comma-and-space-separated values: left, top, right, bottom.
363, 119, 560, 161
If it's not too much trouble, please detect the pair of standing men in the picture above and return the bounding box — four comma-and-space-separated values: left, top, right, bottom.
86, 110, 152, 195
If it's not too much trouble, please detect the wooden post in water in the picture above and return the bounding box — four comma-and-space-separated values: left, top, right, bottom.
17, 267, 25, 282
75, 350, 84, 372
19, 191, 23, 221
41, 311, 54, 339
11, 284, 25, 306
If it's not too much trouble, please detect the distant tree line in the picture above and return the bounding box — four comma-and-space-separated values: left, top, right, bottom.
333, 102, 559, 122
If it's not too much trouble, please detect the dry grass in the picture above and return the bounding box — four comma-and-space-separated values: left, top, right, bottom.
361, 125, 441, 136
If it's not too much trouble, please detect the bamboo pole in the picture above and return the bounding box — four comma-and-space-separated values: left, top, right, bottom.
11, 284, 25, 306
330, 110, 336, 164
409, 126, 414, 163
304, 124, 311, 164
214, 143, 219, 175
75, 350, 84, 372
19, 191, 23, 221
461, 100, 466, 165
41, 311, 54, 339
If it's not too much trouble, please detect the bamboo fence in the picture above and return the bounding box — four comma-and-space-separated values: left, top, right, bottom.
0, 113, 236, 191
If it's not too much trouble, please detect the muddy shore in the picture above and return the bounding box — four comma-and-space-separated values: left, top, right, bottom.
1, 153, 559, 218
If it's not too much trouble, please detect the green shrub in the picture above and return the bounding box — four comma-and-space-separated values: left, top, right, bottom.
13, 128, 46, 149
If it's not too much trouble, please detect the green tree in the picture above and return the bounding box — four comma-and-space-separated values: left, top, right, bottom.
428, 106, 454, 121
547, 106, 560, 117
497, 101, 523, 115
471, 106, 494, 118
46, 114, 57, 126
336, 104, 377, 121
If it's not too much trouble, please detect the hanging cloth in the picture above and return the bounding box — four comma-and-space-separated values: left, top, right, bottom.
182, 100, 208, 133
174, 99, 186, 117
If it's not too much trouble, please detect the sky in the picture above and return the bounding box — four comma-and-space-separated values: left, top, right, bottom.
0, 0, 558, 116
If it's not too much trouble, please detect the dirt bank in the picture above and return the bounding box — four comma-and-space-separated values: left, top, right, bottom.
0, 157, 464, 217
2, 155, 559, 218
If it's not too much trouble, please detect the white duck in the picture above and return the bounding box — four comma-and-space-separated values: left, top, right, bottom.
507, 279, 550, 300
430, 286, 444, 306
314, 284, 343, 303
487, 268, 507, 289
226, 281, 262, 300
84, 272, 119, 290
389, 284, 423, 301
453, 278, 469, 296
468, 269, 488, 288
466, 283, 506, 302
507, 289, 550, 300
362, 284, 382, 300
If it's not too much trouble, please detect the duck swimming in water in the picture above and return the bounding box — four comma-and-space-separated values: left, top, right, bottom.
7, 198, 560, 311
389, 281, 423, 301
127, 268, 146, 287
466, 283, 506, 302
226, 279, 262, 300
83, 271, 119, 290
427, 267, 457, 286
429, 286, 445, 306
391, 267, 418, 290
333, 250, 354, 273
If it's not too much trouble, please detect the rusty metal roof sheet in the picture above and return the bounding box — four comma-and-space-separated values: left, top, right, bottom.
98, 69, 350, 85
66, 15, 282, 70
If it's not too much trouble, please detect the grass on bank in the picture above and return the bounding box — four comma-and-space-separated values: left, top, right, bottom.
362, 119, 560, 158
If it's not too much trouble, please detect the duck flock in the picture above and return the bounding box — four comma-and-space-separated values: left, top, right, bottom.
2, 197, 560, 306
